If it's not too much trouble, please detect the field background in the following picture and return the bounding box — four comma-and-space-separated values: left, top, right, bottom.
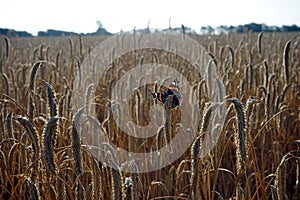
0, 32, 299, 199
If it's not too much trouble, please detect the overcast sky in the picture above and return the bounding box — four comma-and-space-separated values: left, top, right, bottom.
1, 0, 300, 35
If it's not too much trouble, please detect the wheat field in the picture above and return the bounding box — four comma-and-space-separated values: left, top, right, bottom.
0, 32, 299, 200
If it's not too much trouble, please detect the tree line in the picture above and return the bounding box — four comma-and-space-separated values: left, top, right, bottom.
1, 23, 300, 37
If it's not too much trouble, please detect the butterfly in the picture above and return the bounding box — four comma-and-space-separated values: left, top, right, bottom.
152, 79, 183, 108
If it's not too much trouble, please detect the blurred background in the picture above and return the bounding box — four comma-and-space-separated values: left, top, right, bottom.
1, 0, 300, 36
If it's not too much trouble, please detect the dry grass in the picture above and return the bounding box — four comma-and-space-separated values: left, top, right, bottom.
0, 32, 299, 200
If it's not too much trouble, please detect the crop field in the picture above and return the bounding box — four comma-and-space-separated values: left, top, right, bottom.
0, 32, 299, 199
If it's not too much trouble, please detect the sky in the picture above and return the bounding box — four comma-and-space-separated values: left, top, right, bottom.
1, 0, 300, 35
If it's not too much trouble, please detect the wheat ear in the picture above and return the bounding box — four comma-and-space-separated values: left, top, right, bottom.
72, 108, 84, 175
229, 98, 247, 174
29, 179, 40, 200
41, 80, 57, 117
42, 116, 59, 174
283, 40, 291, 84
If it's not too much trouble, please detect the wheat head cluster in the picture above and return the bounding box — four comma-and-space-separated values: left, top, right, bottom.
0, 32, 299, 199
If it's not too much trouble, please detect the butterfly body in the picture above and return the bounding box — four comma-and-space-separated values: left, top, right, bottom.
152, 79, 182, 108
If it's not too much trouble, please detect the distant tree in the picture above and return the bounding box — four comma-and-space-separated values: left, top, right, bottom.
96, 20, 103, 30
228, 25, 236, 32
282, 24, 300, 32
198, 23, 300, 35
0, 28, 32, 37
236, 25, 244, 33
207, 26, 215, 34
216, 25, 229, 34
200, 26, 215, 34
200, 26, 208, 34
89, 21, 112, 35
245, 23, 263, 32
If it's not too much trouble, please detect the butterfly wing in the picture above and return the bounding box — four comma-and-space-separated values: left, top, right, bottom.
166, 79, 180, 95
152, 92, 168, 103
152, 79, 182, 108
166, 79, 182, 108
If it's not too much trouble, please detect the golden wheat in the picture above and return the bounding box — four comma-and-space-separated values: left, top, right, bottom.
0, 32, 299, 199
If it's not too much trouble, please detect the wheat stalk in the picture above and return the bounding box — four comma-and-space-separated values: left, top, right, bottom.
130, 160, 141, 200
91, 157, 102, 199
29, 179, 40, 200
257, 32, 263, 55
110, 159, 122, 200
229, 98, 247, 174
57, 172, 66, 200
42, 116, 59, 174
75, 57, 82, 91
190, 102, 216, 199
190, 135, 203, 200
1, 73, 9, 96
72, 108, 84, 175
14, 116, 40, 179
68, 37, 73, 58
283, 40, 291, 84
41, 80, 57, 118
3, 36, 10, 60
75, 179, 86, 200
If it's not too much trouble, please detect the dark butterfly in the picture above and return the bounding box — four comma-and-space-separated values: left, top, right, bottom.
152, 79, 183, 108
